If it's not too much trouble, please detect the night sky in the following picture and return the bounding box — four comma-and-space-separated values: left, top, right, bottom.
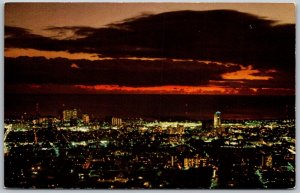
4, 3, 295, 95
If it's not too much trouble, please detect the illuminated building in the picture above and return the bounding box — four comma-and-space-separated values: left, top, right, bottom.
214, 111, 221, 128
184, 158, 192, 169
33, 127, 38, 145
171, 156, 177, 167
167, 126, 174, 134
112, 117, 122, 126
62, 109, 78, 121
176, 125, 185, 135
82, 114, 90, 124
152, 126, 163, 133
183, 156, 207, 170
167, 126, 185, 135
262, 155, 273, 168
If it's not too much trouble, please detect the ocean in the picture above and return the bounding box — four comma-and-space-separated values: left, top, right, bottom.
4, 94, 295, 120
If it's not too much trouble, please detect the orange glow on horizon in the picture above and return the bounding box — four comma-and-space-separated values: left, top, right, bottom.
74, 84, 234, 94
4, 84, 294, 95
73, 84, 295, 95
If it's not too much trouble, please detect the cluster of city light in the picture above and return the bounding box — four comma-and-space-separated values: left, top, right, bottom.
144, 121, 202, 129
4, 110, 295, 189
57, 126, 90, 132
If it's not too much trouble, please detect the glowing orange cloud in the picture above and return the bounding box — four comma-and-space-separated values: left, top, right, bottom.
70, 63, 80, 69
222, 65, 275, 80
4, 48, 102, 60
4, 48, 245, 68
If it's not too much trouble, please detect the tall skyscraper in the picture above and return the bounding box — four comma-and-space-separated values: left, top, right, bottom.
112, 117, 122, 126
82, 114, 90, 124
213, 111, 221, 128
62, 109, 78, 121
35, 103, 40, 118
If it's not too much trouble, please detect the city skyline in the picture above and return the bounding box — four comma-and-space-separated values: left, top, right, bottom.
5, 3, 295, 95
4, 3, 296, 189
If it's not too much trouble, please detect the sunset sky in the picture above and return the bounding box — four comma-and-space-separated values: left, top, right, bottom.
5, 3, 295, 95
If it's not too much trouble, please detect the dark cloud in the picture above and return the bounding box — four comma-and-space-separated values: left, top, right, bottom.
5, 10, 295, 71
5, 26, 30, 37
5, 56, 240, 86
5, 10, 295, 94
44, 26, 96, 39
5, 26, 69, 51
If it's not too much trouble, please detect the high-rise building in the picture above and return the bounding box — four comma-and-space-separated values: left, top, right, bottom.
213, 111, 221, 128
112, 117, 122, 126
184, 158, 192, 170
35, 103, 40, 118
183, 157, 207, 169
72, 109, 77, 119
171, 156, 176, 167
82, 114, 90, 124
62, 109, 78, 121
